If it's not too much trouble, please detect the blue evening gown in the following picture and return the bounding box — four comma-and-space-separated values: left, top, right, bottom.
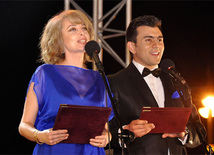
26, 64, 114, 155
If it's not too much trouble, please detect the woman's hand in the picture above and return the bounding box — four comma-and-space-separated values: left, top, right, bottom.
37, 128, 69, 145
89, 123, 111, 148
19, 82, 69, 146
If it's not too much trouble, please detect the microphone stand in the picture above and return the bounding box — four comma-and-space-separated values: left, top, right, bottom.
171, 78, 213, 155
95, 61, 133, 155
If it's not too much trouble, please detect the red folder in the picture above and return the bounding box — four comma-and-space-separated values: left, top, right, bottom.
139, 107, 192, 133
53, 104, 112, 144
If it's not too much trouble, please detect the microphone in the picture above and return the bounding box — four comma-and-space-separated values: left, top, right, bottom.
85, 40, 104, 73
85, 40, 136, 148
160, 59, 189, 88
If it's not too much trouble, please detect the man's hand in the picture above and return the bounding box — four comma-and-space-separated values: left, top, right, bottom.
162, 132, 186, 141
124, 119, 155, 138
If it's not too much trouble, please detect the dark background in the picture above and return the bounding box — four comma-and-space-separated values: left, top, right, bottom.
1, 0, 214, 154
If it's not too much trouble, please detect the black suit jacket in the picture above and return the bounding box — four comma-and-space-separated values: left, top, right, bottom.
108, 63, 206, 155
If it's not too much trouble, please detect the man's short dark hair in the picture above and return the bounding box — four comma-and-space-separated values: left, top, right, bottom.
126, 15, 162, 43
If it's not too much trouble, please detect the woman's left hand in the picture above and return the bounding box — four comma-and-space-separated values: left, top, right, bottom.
89, 123, 111, 148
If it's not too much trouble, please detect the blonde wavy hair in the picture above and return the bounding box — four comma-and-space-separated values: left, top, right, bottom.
40, 10, 94, 65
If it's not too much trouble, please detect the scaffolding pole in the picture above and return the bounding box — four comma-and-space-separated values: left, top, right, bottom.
65, 0, 132, 68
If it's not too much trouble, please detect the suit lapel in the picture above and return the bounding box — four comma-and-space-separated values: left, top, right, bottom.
126, 63, 159, 107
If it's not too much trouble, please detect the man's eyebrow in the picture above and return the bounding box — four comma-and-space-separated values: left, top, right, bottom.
144, 36, 164, 39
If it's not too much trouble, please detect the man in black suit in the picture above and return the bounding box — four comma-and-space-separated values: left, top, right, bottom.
108, 15, 206, 154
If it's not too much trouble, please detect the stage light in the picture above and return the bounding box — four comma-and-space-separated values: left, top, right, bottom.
199, 107, 214, 118
198, 95, 214, 144
199, 96, 214, 118
202, 96, 214, 109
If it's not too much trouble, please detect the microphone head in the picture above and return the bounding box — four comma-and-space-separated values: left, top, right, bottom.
84, 40, 101, 57
160, 59, 175, 73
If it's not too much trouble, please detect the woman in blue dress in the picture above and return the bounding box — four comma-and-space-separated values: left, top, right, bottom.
19, 10, 114, 155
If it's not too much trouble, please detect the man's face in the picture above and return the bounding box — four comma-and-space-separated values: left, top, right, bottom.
128, 26, 164, 69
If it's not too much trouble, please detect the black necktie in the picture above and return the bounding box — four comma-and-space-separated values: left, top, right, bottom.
142, 68, 161, 78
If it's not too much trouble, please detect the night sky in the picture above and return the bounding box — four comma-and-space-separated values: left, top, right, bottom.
1, 0, 214, 154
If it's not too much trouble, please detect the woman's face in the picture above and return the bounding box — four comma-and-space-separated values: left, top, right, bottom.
61, 19, 90, 54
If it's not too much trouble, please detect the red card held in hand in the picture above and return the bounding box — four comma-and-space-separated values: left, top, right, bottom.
139, 107, 192, 133
53, 104, 112, 144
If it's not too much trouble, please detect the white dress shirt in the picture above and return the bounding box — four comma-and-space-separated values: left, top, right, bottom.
132, 60, 165, 107
131, 60, 187, 154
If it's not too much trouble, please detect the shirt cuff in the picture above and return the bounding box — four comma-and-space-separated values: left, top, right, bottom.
178, 134, 188, 145
118, 125, 127, 148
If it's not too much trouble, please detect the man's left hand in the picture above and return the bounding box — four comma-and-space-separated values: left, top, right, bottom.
162, 132, 185, 141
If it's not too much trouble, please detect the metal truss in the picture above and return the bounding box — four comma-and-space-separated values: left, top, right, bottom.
65, 0, 132, 68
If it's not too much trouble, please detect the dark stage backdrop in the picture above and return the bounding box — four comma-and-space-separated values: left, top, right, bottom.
1, 0, 213, 154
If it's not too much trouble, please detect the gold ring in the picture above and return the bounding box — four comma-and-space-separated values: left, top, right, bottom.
99, 143, 102, 148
